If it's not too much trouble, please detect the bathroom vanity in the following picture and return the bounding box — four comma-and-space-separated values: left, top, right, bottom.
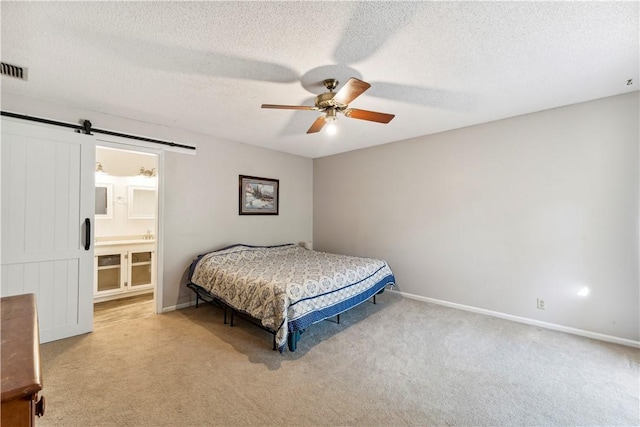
94, 238, 155, 302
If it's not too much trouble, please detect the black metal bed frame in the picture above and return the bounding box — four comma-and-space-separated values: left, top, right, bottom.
187, 282, 280, 350
186, 282, 380, 352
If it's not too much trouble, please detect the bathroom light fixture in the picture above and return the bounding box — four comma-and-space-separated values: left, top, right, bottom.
95, 162, 107, 174
139, 166, 156, 177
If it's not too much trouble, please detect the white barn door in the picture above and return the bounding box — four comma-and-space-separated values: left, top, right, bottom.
1, 118, 95, 342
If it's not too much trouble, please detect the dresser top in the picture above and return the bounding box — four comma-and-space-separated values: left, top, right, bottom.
1, 293, 43, 402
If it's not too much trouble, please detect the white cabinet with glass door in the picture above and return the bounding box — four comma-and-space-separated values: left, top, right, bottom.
94, 243, 154, 302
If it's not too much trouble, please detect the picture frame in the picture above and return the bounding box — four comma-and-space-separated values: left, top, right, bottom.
239, 175, 279, 215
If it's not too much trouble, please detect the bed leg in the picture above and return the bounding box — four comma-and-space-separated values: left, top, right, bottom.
288, 330, 301, 352
337, 314, 340, 324
273, 335, 276, 351
373, 295, 376, 304
195, 293, 200, 309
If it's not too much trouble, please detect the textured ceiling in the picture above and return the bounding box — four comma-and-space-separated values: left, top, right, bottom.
1, 1, 638, 158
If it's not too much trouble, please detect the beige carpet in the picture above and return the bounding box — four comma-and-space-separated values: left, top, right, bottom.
39, 291, 639, 426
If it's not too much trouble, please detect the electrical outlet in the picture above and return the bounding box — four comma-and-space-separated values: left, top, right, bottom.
537, 298, 545, 310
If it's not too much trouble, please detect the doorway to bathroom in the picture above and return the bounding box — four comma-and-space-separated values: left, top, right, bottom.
93, 146, 159, 328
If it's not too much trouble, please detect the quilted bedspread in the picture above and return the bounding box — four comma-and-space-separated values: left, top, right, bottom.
188, 244, 395, 351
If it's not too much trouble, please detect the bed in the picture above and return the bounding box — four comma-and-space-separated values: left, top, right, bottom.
187, 243, 396, 352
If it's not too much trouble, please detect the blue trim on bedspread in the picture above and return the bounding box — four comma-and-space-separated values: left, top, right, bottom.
288, 273, 395, 332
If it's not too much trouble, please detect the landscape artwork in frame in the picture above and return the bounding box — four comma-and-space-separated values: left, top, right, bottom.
239, 175, 279, 215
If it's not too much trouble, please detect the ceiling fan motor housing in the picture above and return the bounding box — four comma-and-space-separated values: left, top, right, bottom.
314, 78, 348, 111
315, 92, 347, 111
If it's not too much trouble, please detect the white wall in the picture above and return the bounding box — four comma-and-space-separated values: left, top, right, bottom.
162, 134, 313, 308
314, 92, 639, 342
2, 92, 313, 311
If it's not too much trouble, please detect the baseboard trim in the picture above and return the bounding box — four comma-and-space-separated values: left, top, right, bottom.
93, 288, 153, 304
162, 299, 196, 313
391, 290, 640, 348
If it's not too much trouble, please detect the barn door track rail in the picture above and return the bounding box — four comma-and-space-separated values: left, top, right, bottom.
1, 110, 196, 151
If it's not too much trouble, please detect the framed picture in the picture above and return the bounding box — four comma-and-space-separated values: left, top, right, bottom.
239, 175, 279, 215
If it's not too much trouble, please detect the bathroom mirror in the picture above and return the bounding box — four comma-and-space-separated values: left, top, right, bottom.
95, 184, 113, 219
128, 186, 156, 219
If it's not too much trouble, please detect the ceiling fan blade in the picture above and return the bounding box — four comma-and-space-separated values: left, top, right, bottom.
332, 78, 371, 105
307, 116, 326, 134
262, 104, 316, 110
344, 108, 395, 124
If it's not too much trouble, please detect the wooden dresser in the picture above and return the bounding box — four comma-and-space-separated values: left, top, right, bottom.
1, 294, 45, 426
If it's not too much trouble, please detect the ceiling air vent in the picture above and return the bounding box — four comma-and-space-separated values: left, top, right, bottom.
1, 62, 28, 81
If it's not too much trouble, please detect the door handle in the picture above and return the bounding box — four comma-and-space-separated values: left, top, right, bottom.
84, 218, 91, 250
35, 395, 45, 417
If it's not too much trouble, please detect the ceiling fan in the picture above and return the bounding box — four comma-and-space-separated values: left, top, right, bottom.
262, 77, 395, 134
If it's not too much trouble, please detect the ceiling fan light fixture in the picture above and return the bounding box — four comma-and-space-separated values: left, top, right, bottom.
262, 77, 394, 135
325, 107, 337, 122
324, 108, 338, 135
326, 121, 337, 135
